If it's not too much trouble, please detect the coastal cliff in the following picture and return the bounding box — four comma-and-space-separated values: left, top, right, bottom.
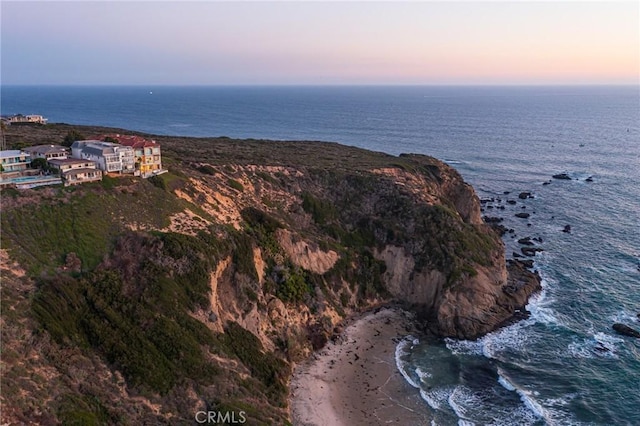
1, 124, 540, 424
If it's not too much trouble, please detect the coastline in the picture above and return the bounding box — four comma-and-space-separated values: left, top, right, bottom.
289, 306, 432, 425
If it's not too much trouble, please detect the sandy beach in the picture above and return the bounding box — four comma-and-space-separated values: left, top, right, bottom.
289, 306, 432, 426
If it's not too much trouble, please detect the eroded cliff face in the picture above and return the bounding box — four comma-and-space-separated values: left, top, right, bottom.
175, 153, 539, 340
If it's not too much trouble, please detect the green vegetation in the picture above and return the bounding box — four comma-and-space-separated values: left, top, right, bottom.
32, 232, 221, 394
0, 180, 185, 274
62, 130, 86, 147
301, 191, 336, 225
219, 322, 290, 407
227, 178, 244, 192
272, 265, 311, 303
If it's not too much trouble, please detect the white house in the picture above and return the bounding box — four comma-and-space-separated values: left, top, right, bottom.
71, 140, 135, 174
22, 144, 69, 160
0, 150, 31, 172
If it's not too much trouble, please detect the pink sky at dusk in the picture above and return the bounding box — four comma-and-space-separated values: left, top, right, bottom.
1, 1, 638, 85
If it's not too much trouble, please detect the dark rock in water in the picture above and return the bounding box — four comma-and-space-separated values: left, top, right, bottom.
562, 225, 571, 233
483, 216, 504, 224
499, 205, 505, 210
518, 237, 535, 246
520, 259, 534, 268
521, 247, 544, 257
507, 200, 517, 205
533, 237, 543, 243
489, 224, 508, 236
515, 212, 530, 219
542, 181, 551, 185
586, 176, 594, 182
487, 205, 494, 209
508, 229, 515, 233
518, 192, 532, 199
612, 323, 640, 338
504, 191, 511, 195
527, 223, 532, 227
513, 252, 523, 258
552, 173, 572, 180
594, 344, 609, 353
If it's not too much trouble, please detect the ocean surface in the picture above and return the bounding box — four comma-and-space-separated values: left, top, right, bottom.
2, 85, 639, 425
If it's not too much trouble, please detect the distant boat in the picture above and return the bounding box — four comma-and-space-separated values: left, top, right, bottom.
149, 91, 153, 95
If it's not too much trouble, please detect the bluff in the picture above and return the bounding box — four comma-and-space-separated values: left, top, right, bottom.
1, 124, 540, 424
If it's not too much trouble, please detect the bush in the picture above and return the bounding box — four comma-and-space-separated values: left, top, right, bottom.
227, 178, 244, 192
148, 175, 166, 191
301, 192, 336, 225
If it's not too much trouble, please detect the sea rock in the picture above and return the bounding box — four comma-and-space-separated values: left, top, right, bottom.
562, 225, 571, 233
612, 323, 640, 338
483, 216, 504, 224
521, 247, 544, 257
552, 173, 572, 180
586, 176, 594, 182
515, 212, 530, 219
542, 181, 551, 185
518, 192, 533, 199
518, 237, 534, 246
507, 200, 517, 205
519, 259, 534, 268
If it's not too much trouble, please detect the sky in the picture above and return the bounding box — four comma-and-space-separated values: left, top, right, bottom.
1, 1, 638, 85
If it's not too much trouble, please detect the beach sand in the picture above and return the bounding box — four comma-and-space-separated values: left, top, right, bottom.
289, 306, 432, 425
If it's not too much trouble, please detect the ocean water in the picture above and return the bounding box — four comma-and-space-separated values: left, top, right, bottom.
2, 85, 639, 425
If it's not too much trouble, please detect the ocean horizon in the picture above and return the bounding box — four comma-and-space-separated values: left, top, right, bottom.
2, 84, 639, 425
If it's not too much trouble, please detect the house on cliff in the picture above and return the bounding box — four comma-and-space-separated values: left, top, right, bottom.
47, 158, 103, 186
22, 144, 69, 160
71, 140, 135, 174
91, 134, 164, 178
0, 150, 31, 173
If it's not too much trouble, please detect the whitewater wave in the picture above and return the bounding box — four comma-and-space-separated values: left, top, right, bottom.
568, 332, 622, 359
394, 336, 420, 388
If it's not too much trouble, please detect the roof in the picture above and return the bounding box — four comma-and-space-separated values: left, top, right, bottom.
82, 145, 116, 156
64, 168, 102, 176
92, 134, 159, 149
0, 150, 28, 159
22, 144, 68, 155
74, 140, 133, 157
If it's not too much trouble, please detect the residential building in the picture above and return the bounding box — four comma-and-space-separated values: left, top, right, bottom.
0, 150, 31, 172
92, 134, 163, 177
1, 114, 48, 125
71, 140, 135, 174
47, 158, 96, 174
22, 144, 69, 160
62, 168, 103, 186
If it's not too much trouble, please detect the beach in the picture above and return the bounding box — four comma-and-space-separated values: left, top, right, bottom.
289, 306, 432, 426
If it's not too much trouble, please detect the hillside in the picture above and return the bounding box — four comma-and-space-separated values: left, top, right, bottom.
0, 124, 540, 424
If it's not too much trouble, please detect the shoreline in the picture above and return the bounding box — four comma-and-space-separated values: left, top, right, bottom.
289, 306, 432, 425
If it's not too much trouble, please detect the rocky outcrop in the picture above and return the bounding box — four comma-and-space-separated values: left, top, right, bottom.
612, 323, 640, 338
276, 229, 339, 275
552, 173, 572, 180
